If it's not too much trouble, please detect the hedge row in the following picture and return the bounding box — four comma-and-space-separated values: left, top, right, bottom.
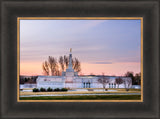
33, 87, 68, 92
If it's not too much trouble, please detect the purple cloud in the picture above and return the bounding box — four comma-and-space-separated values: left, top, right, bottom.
91, 61, 112, 64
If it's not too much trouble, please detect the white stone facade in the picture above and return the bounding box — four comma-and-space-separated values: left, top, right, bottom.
36, 76, 132, 89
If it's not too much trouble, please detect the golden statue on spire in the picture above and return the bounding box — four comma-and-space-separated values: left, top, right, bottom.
70, 48, 72, 53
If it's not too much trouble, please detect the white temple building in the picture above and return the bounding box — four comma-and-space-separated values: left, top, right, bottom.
36, 49, 132, 89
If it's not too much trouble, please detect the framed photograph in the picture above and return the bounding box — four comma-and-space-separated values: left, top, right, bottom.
1, 0, 159, 119
17, 17, 143, 102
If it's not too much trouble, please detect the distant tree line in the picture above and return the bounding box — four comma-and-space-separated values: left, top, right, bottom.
124, 71, 141, 85
42, 55, 81, 76
20, 76, 38, 84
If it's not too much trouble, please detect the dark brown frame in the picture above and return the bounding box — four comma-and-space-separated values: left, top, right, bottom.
0, 0, 159, 119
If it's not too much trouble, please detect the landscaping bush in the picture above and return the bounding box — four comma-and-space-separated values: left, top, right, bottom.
61, 88, 68, 91
54, 88, 60, 91
33, 88, 39, 92
40, 87, 46, 92
47, 87, 53, 92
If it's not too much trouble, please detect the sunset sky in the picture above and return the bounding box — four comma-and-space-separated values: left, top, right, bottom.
20, 19, 141, 76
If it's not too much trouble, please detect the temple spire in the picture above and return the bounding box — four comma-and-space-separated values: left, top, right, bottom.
66, 48, 74, 72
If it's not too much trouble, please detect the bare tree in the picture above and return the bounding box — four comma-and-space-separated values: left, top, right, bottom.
48, 56, 58, 76
42, 61, 50, 75
59, 56, 64, 71
98, 73, 110, 91
73, 58, 81, 72
134, 72, 141, 85
64, 55, 69, 70
125, 71, 134, 84
42, 55, 81, 76
55, 67, 61, 76
115, 77, 123, 88
124, 78, 132, 90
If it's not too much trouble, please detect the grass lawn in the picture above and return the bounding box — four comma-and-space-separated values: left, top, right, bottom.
20, 90, 141, 96
20, 95, 141, 100
20, 91, 140, 96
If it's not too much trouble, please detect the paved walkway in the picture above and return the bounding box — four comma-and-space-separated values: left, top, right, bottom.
20, 93, 141, 97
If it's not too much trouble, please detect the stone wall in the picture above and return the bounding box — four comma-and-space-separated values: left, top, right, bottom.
36, 76, 132, 89
20, 84, 37, 89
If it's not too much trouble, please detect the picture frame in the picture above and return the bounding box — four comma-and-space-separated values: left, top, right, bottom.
0, 0, 159, 119
17, 17, 143, 102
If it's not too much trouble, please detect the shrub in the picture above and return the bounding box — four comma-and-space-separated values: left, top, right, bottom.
126, 88, 129, 91
40, 87, 46, 92
61, 88, 68, 91
47, 87, 53, 92
33, 88, 39, 92
54, 88, 60, 91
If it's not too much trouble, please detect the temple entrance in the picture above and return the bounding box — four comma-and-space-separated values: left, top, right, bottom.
83, 82, 91, 88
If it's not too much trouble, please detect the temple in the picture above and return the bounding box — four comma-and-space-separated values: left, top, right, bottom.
36, 49, 132, 89
62, 48, 78, 82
